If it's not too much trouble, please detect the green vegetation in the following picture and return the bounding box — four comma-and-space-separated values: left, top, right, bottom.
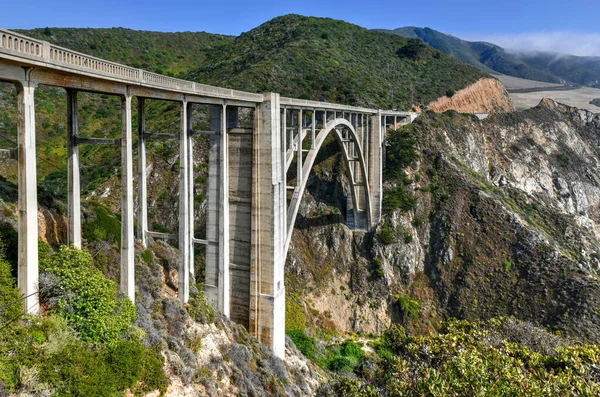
187, 287, 215, 324
395, 294, 420, 319
382, 183, 417, 213
590, 98, 600, 107
0, 248, 167, 396
378, 222, 397, 244
20, 27, 234, 76
188, 15, 486, 109
384, 128, 418, 178
381, 127, 418, 214
321, 318, 600, 396
40, 246, 136, 346
82, 201, 122, 246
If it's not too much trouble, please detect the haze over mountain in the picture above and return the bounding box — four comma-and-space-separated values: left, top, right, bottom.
379, 26, 600, 88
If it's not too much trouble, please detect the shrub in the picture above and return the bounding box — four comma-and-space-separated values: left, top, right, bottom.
378, 223, 396, 244
287, 330, 317, 360
82, 202, 121, 246
373, 258, 384, 279
382, 183, 417, 213
40, 246, 136, 346
187, 289, 215, 324
0, 257, 22, 326
384, 128, 417, 178
395, 295, 419, 319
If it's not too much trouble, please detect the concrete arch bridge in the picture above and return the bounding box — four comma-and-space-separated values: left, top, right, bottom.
0, 28, 417, 357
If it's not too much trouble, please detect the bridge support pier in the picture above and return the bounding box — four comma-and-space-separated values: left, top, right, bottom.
370, 112, 383, 224
205, 105, 230, 316
178, 100, 191, 303
120, 92, 135, 301
16, 77, 39, 314
137, 98, 148, 248
66, 89, 81, 248
250, 93, 286, 358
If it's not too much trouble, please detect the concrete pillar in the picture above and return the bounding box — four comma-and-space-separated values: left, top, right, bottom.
16, 78, 39, 314
120, 92, 135, 301
66, 89, 81, 248
178, 100, 191, 303
250, 93, 285, 358
297, 109, 303, 184
204, 105, 227, 313
187, 103, 195, 278
282, 109, 287, 159
137, 98, 148, 247
369, 112, 383, 225
311, 110, 316, 150
219, 105, 231, 315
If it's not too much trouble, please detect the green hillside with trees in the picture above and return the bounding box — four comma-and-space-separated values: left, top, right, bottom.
187, 15, 488, 109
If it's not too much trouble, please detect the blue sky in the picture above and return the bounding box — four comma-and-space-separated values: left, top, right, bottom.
3, 0, 600, 55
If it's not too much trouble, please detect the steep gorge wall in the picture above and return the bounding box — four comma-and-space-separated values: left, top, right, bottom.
427, 77, 515, 113
287, 100, 600, 342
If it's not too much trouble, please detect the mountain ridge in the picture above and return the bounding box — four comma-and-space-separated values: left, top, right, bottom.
378, 26, 600, 87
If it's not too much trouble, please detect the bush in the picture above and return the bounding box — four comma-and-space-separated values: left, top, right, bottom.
187, 289, 215, 324
395, 295, 419, 319
0, 257, 22, 326
287, 329, 317, 360
82, 202, 121, 246
40, 246, 136, 346
382, 183, 417, 213
378, 223, 396, 244
384, 128, 417, 179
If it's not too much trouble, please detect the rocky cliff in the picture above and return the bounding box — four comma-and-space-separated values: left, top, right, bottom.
427, 77, 515, 113
287, 99, 600, 343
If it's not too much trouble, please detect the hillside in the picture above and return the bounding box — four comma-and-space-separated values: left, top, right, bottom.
186, 15, 488, 109
18, 27, 234, 76
380, 26, 600, 87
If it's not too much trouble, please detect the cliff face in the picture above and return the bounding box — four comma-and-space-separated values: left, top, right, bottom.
427, 77, 515, 113
288, 99, 600, 342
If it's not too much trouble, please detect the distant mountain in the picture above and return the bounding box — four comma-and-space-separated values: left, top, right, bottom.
378, 27, 600, 87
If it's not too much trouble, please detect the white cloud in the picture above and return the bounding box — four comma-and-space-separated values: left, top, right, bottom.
459, 32, 600, 57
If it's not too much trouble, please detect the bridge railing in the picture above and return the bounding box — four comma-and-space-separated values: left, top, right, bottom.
0, 28, 264, 102
0, 30, 45, 60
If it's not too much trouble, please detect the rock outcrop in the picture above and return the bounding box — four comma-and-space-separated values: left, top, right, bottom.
427, 77, 515, 113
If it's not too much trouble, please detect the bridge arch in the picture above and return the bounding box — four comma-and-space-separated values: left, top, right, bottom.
284, 117, 372, 257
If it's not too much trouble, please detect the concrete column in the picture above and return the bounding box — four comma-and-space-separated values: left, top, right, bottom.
369, 112, 383, 225
187, 103, 195, 278
297, 109, 303, 184
178, 100, 191, 303
66, 89, 81, 248
219, 104, 230, 315
251, 93, 285, 358
311, 110, 316, 150
16, 78, 39, 314
288, 110, 293, 151
137, 98, 148, 247
204, 105, 225, 310
120, 92, 135, 301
